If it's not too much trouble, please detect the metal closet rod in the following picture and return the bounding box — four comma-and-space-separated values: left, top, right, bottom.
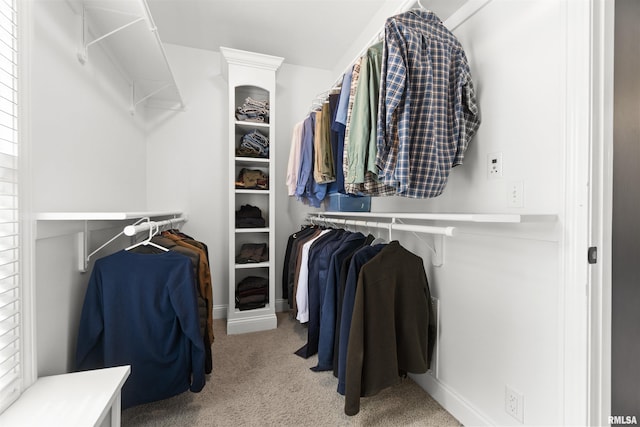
123, 216, 187, 236
306, 214, 456, 237
78, 214, 187, 272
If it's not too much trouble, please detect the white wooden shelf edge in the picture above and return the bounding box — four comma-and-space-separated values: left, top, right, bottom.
235, 189, 270, 194
313, 212, 557, 223
235, 120, 270, 128
235, 262, 270, 269
235, 156, 270, 163
235, 227, 270, 233
35, 211, 183, 221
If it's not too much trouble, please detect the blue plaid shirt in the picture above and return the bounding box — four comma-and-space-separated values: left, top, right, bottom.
376, 10, 480, 198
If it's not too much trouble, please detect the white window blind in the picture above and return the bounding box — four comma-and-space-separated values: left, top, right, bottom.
0, 0, 19, 414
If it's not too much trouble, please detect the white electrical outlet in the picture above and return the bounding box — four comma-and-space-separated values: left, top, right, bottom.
487, 152, 503, 179
505, 385, 524, 423
507, 180, 524, 208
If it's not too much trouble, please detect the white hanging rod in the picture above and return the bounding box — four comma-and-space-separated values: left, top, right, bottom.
78, 214, 186, 272
307, 214, 456, 237
123, 216, 186, 236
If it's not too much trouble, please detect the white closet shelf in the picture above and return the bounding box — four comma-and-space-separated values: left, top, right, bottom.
235, 262, 270, 269
70, 0, 184, 113
235, 121, 270, 129
35, 211, 182, 221
310, 212, 557, 223
235, 157, 270, 164
235, 189, 270, 195
235, 228, 270, 233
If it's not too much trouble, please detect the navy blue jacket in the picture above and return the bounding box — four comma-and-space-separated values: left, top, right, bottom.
76, 250, 206, 408
313, 232, 367, 371
296, 229, 346, 358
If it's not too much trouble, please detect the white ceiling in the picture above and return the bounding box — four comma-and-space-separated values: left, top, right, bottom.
146, 0, 467, 70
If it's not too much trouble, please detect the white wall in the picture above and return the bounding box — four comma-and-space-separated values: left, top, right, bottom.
31, 0, 149, 375
31, 0, 147, 213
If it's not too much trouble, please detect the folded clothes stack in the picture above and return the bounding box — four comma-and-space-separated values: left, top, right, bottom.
235, 204, 266, 228
235, 97, 269, 123
235, 243, 268, 264
235, 276, 268, 311
236, 168, 268, 190
236, 129, 270, 158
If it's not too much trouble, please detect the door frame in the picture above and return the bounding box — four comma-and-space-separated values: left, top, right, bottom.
563, 0, 613, 425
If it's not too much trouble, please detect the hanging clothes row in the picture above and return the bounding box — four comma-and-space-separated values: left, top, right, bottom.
75, 227, 213, 409
287, 8, 481, 206
282, 224, 436, 416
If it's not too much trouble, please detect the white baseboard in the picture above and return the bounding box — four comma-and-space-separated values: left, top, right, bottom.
213, 299, 289, 320
213, 304, 227, 319
410, 372, 495, 426
226, 313, 277, 335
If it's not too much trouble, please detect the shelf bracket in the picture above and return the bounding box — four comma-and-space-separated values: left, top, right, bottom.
77, 221, 89, 273
432, 235, 445, 267
77, 5, 145, 64
76, 217, 153, 273
130, 81, 173, 115
393, 219, 446, 267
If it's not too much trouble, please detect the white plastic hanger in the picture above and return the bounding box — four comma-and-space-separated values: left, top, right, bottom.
125, 220, 169, 252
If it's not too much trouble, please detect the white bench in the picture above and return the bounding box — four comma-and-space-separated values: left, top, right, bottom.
0, 366, 130, 427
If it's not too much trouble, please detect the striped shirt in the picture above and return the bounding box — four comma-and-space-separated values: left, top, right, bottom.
376, 10, 480, 198
345, 42, 396, 196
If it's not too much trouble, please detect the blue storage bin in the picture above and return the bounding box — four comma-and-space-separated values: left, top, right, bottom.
326, 193, 371, 212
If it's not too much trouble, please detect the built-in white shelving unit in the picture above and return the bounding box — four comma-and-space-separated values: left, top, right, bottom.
221, 47, 283, 335
68, 0, 184, 113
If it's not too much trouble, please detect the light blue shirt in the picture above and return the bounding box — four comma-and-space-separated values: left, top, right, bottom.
295, 112, 326, 207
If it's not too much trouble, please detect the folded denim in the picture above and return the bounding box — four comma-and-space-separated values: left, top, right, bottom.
239, 97, 269, 112
235, 97, 270, 123
235, 113, 266, 123
236, 130, 269, 158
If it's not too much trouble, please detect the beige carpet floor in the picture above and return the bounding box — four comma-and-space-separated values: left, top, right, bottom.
122, 312, 461, 426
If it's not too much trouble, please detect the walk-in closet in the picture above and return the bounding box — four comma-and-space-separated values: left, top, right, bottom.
0, 0, 629, 425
